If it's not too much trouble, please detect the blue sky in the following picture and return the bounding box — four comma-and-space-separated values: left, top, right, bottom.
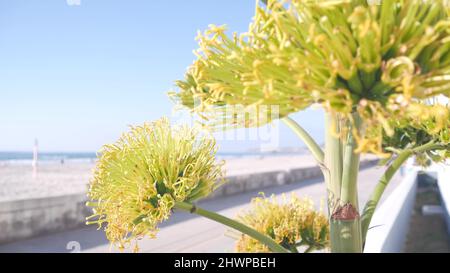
0, 0, 324, 153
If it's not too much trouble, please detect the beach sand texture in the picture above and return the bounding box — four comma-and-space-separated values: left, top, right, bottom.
0, 154, 377, 202
0, 163, 93, 202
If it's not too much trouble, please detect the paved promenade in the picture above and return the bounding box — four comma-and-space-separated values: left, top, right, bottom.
0, 165, 403, 253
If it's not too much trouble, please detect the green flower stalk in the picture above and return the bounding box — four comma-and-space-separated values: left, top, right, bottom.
86, 118, 224, 250
234, 194, 329, 253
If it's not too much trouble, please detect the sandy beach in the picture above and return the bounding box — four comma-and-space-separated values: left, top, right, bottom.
1, 156, 313, 202
0, 154, 378, 202
0, 162, 94, 202
0, 155, 318, 202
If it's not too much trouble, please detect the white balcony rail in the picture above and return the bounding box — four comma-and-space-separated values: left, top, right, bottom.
364, 170, 418, 253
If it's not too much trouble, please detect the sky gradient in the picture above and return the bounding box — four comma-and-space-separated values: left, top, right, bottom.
0, 0, 324, 152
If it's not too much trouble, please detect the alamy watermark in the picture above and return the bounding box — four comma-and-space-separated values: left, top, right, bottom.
172, 104, 281, 152
66, 0, 81, 6
66, 241, 81, 253
367, 0, 381, 5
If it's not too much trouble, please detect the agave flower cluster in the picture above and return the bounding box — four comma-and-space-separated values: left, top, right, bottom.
382, 102, 450, 164
172, 0, 450, 156
234, 194, 329, 253
86, 118, 223, 250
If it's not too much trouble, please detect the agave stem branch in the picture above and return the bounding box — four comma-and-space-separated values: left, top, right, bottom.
174, 201, 290, 253
361, 141, 443, 242
282, 117, 325, 167
340, 114, 362, 208
324, 112, 343, 202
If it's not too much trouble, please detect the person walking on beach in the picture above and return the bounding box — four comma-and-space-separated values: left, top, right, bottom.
32, 138, 38, 178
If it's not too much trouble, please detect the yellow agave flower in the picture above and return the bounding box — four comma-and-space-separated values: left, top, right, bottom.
381, 103, 450, 163
235, 194, 329, 253
86, 118, 224, 250
355, 99, 450, 156
171, 0, 450, 155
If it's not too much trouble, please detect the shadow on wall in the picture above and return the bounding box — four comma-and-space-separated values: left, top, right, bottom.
405, 172, 450, 252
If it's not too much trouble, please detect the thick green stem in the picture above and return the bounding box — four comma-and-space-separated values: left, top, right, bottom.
174, 201, 289, 253
282, 117, 325, 165
329, 219, 362, 253
340, 115, 361, 208
361, 141, 442, 242
326, 113, 363, 253
324, 112, 343, 204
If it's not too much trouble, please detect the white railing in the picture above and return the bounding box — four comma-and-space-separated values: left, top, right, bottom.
364, 170, 418, 253
437, 164, 450, 235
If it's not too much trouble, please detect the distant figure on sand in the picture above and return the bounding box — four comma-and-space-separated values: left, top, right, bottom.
32, 138, 38, 178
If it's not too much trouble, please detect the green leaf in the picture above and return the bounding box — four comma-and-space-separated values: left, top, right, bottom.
155, 181, 169, 195
132, 214, 147, 225
145, 196, 160, 208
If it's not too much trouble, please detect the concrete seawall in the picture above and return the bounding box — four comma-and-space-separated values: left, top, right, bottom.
0, 194, 89, 244
0, 158, 378, 245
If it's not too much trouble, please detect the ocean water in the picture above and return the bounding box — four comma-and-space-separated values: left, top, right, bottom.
0, 152, 97, 165
216, 151, 304, 159
0, 150, 305, 165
